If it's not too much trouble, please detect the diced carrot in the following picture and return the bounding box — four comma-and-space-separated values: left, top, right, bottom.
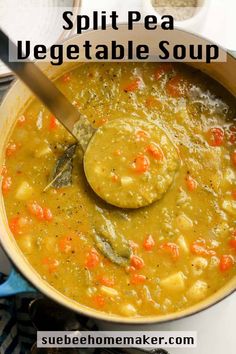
145, 96, 161, 108
49, 115, 58, 130
96, 118, 108, 127
27, 201, 44, 220
185, 175, 197, 192
130, 274, 146, 285
133, 154, 150, 173
123, 78, 142, 92
17, 115, 26, 126
135, 129, 150, 140
59, 236, 72, 253
43, 257, 59, 273
130, 255, 145, 270
143, 234, 155, 251
231, 151, 236, 167
62, 73, 71, 83
159, 242, 180, 260
6, 143, 18, 157
9, 216, 29, 236
111, 174, 119, 183
231, 190, 236, 200
154, 63, 173, 80
2, 176, 12, 194
92, 294, 106, 308
43, 207, 53, 221
146, 143, 164, 161
219, 255, 234, 272
98, 276, 115, 287
166, 75, 187, 98
207, 127, 224, 147
191, 238, 216, 257
85, 248, 100, 269
9, 216, 21, 236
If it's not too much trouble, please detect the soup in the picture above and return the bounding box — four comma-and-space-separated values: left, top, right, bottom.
2, 63, 236, 317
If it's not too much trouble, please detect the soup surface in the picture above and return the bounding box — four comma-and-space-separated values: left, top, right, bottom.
2, 63, 236, 317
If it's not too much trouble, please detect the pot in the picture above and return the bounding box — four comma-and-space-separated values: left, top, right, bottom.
0, 25, 235, 325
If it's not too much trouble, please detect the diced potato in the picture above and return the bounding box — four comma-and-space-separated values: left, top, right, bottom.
121, 176, 133, 186
35, 145, 52, 158
100, 286, 119, 297
17, 234, 33, 254
120, 303, 137, 317
222, 200, 236, 216
160, 272, 185, 292
177, 235, 189, 253
86, 287, 97, 296
191, 257, 208, 276
175, 214, 193, 231
223, 168, 235, 185
208, 256, 220, 269
15, 181, 33, 200
186, 280, 208, 301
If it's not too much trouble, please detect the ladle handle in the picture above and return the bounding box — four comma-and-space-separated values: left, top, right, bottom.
0, 27, 81, 134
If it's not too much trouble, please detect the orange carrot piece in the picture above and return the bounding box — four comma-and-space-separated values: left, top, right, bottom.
185, 175, 197, 192
27, 201, 44, 220
146, 143, 164, 161
231, 190, 236, 200
2, 176, 12, 194
85, 248, 100, 269
166, 75, 187, 98
133, 154, 150, 173
43, 207, 53, 221
49, 115, 58, 130
130, 274, 146, 285
98, 276, 115, 287
62, 73, 71, 83
124, 78, 142, 92
92, 294, 106, 308
6, 143, 18, 157
95, 118, 108, 127
8, 216, 29, 236
130, 255, 145, 270
43, 257, 59, 273
207, 127, 224, 147
143, 234, 155, 251
219, 255, 234, 272
159, 242, 180, 260
59, 236, 72, 253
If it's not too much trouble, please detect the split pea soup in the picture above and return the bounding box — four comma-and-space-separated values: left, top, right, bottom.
2, 62, 236, 318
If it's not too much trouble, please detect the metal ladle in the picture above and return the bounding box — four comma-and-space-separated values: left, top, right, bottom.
0, 28, 179, 209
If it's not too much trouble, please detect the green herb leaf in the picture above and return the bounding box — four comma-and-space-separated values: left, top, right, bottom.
44, 144, 77, 191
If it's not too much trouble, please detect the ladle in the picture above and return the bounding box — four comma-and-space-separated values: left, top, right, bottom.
0, 27, 179, 209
